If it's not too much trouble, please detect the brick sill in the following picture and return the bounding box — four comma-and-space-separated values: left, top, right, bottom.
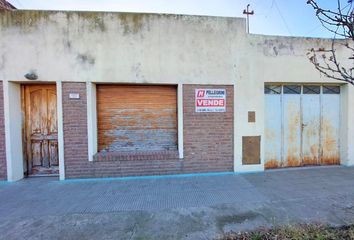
93, 150, 180, 162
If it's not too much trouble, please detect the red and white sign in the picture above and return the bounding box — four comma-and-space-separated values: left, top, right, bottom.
195, 89, 226, 112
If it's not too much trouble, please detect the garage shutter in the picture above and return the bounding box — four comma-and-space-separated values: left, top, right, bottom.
97, 85, 177, 152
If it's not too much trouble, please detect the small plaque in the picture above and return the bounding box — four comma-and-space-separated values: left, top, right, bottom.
248, 111, 256, 123
69, 93, 80, 99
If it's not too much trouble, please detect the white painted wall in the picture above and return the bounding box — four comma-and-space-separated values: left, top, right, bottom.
0, 10, 353, 176
3, 81, 23, 181
86, 82, 97, 162
177, 83, 184, 159
345, 85, 354, 166
56, 81, 65, 180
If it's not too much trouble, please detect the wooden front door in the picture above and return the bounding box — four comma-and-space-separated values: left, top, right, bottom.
24, 85, 59, 175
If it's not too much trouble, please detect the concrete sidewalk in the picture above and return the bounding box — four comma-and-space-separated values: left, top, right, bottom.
1, 166, 354, 239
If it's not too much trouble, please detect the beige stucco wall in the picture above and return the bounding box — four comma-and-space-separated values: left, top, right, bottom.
0, 10, 353, 176
0, 10, 245, 84
234, 34, 353, 171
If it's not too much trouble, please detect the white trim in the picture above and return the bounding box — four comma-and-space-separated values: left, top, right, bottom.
340, 84, 352, 166
178, 84, 184, 159
87, 82, 97, 161
57, 81, 65, 180
236, 165, 264, 173
4, 81, 24, 181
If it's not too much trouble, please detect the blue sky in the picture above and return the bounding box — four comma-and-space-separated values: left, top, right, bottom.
7, 0, 349, 38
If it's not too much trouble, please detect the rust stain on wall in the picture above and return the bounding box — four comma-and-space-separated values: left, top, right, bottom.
285, 106, 301, 167
286, 155, 300, 167
321, 118, 340, 165
321, 155, 340, 165
303, 144, 319, 166
264, 159, 279, 169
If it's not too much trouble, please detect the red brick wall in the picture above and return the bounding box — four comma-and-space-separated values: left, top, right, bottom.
0, 81, 7, 180
183, 85, 234, 173
63, 83, 234, 178
62, 82, 93, 178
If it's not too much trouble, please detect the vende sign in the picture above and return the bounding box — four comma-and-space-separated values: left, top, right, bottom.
195, 89, 226, 112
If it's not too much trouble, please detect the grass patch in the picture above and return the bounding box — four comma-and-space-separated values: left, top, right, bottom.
218, 224, 354, 240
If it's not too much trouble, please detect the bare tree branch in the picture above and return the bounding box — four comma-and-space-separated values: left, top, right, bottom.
307, 0, 354, 85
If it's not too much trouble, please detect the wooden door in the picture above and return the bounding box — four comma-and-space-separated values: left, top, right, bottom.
24, 85, 58, 175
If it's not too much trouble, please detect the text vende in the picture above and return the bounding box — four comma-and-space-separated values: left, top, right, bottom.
196, 99, 225, 107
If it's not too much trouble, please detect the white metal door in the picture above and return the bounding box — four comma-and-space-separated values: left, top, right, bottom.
282, 85, 302, 167
264, 86, 282, 168
264, 85, 341, 169
321, 86, 341, 165
302, 85, 321, 166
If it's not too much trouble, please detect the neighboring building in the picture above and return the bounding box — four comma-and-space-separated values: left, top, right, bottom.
0, 0, 15, 10
0, 10, 353, 181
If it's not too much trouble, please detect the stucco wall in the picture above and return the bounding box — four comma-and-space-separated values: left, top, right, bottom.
0, 10, 245, 85
234, 34, 353, 171
0, 81, 6, 180
0, 10, 353, 179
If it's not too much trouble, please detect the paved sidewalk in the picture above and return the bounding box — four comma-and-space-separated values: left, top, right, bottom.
1, 166, 354, 239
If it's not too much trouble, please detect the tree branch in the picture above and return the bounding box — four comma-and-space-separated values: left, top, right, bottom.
307, 0, 354, 85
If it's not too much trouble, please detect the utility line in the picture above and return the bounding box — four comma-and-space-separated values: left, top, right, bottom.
263, 0, 274, 19
304, 25, 322, 36
273, 0, 293, 36
14, 0, 23, 8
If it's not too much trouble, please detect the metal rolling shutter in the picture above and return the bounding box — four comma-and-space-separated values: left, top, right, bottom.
97, 85, 177, 152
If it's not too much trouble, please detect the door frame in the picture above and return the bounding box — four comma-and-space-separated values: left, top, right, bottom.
3, 81, 65, 181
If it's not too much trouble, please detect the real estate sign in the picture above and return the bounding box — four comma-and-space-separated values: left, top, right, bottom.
195, 89, 226, 112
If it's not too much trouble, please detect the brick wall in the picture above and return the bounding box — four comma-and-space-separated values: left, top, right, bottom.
62, 82, 93, 178
63, 83, 234, 178
183, 85, 234, 173
0, 81, 7, 180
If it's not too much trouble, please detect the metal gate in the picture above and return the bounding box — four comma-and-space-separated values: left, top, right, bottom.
264, 85, 341, 169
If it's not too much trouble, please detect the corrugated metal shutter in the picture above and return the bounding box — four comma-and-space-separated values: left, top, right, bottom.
97, 85, 177, 152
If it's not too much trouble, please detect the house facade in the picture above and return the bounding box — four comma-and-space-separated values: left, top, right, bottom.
0, 10, 353, 181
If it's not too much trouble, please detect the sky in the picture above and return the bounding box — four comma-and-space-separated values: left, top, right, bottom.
7, 0, 350, 38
